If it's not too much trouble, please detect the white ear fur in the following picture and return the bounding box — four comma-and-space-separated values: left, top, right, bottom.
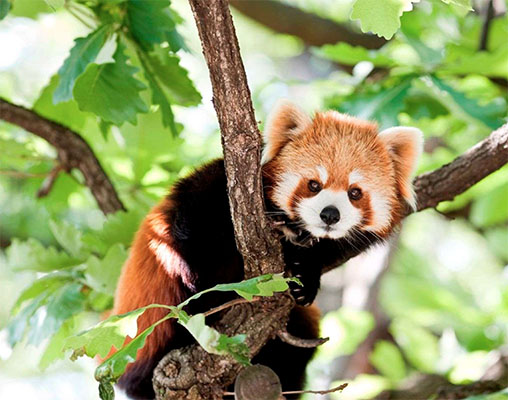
378, 126, 424, 210
262, 100, 311, 164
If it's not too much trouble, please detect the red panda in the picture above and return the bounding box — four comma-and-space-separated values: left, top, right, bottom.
111, 101, 423, 399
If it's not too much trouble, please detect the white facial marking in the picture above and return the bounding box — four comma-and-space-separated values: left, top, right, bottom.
274, 172, 300, 214
365, 192, 392, 231
349, 169, 364, 185
296, 189, 362, 239
316, 166, 328, 184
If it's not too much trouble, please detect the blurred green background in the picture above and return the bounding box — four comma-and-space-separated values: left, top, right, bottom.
0, 0, 507, 399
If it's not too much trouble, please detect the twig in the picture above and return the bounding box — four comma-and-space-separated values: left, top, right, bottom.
281, 382, 348, 396
37, 164, 63, 198
0, 98, 125, 215
277, 329, 329, 348
223, 383, 348, 397
479, 0, 495, 51
0, 170, 47, 178
203, 297, 261, 317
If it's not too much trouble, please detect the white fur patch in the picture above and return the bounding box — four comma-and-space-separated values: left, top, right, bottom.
273, 172, 301, 214
317, 166, 328, 184
349, 169, 364, 185
365, 191, 392, 231
296, 189, 362, 239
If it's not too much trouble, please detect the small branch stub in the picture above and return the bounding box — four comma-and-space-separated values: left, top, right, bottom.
233, 365, 282, 400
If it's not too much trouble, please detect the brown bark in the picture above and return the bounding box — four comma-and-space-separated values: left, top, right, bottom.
0, 98, 125, 215
229, 0, 386, 49
413, 122, 508, 212
188, 0, 284, 279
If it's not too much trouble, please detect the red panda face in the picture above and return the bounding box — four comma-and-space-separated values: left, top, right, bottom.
262, 101, 423, 241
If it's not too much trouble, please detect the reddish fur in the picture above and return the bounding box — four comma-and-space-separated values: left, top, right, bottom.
109, 200, 190, 366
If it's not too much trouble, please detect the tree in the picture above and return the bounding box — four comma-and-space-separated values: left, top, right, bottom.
0, 0, 507, 399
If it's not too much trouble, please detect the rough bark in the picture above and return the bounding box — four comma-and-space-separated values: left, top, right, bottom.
413, 122, 508, 212
0, 98, 125, 215
187, 0, 285, 278
229, 0, 386, 49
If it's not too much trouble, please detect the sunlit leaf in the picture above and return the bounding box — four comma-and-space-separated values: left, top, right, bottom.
316, 42, 394, 67
39, 316, 79, 370
27, 283, 86, 345
84, 243, 128, 295
440, 0, 473, 10
82, 209, 146, 256
351, 0, 419, 39
63, 308, 147, 359
369, 341, 406, 381
49, 219, 86, 258
390, 318, 439, 373
6, 238, 82, 272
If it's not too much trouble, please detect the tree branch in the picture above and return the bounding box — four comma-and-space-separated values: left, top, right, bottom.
413, 122, 508, 212
0, 98, 125, 215
229, 0, 386, 49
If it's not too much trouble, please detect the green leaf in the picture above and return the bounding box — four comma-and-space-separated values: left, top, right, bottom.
351, 0, 418, 40
84, 244, 128, 295
27, 283, 86, 345
9, 0, 51, 19
126, 0, 176, 49
442, 45, 508, 79
180, 273, 294, 307
390, 318, 439, 373
11, 271, 74, 315
470, 182, 508, 228
54, 25, 110, 103
73, 42, 148, 126
49, 219, 86, 258
0, 0, 11, 20
94, 319, 158, 383
339, 77, 413, 129
7, 293, 49, 346
179, 314, 250, 364
179, 313, 221, 353
425, 75, 504, 130
369, 341, 406, 381
6, 238, 82, 272
34, 75, 88, 132
216, 334, 250, 365
316, 42, 394, 67
138, 53, 176, 134
145, 50, 201, 107
440, 0, 473, 10
39, 316, 79, 370
82, 209, 146, 256
63, 308, 146, 360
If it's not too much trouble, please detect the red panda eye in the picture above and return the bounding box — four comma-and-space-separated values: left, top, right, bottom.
348, 188, 362, 200
308, 180, 322, 193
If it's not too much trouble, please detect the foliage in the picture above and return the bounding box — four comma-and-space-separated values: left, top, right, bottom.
0, 0, 507, 399
64, 274, 295, 399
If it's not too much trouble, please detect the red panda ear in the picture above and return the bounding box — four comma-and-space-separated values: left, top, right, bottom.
262, 100, 311, 164
378, 126, 424, 210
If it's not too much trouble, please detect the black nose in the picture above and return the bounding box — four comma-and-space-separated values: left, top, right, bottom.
320, 206, 340, 225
